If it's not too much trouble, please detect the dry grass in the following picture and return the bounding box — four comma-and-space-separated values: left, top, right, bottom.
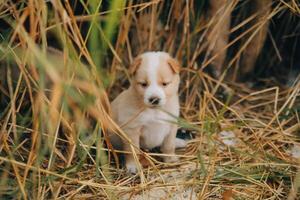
0, 0, 300, 199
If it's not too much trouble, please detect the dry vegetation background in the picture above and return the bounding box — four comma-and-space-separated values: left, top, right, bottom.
0, 0, 300, 199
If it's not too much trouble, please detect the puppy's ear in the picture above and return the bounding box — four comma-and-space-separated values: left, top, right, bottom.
167, 58, 180, 74
129, 57, 142, 76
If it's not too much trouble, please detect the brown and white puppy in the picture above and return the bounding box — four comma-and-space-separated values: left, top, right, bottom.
110, 52, 186, 174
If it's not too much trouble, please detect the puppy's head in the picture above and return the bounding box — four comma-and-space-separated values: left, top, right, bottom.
129, 52, 180, 107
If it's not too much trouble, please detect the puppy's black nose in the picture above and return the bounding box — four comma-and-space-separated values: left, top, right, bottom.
149, 97, 160, 105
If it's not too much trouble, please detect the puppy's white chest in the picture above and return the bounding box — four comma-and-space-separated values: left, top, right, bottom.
138, 109, 169, 124
140, 123, 170, 149
138, 109, 172, 149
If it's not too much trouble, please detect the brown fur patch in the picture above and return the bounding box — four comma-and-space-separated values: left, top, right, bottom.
167, 58, 180, 74
129, 57, 142, 76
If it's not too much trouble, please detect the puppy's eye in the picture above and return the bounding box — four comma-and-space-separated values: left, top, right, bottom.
139, 82, 148, 88
162, 82, 170, 87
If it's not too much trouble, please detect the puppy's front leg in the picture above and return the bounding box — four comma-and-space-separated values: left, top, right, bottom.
161, 125, 178, 163
123, 128, 141, 174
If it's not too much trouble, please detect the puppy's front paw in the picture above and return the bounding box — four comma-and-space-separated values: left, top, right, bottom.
126, 162, 138, 174
163, 155, 179, 163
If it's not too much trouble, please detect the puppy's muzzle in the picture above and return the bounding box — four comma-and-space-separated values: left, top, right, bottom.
148, 96, 161, 106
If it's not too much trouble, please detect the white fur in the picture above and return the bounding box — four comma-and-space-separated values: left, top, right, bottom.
143, 52, 167, 107
139, 108, 172, 149
175, 138, 187, 148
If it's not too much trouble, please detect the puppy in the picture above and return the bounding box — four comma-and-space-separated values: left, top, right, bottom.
110, 52, 186, 174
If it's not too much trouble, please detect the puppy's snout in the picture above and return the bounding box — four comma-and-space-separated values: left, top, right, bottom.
148, 96, 160, 105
